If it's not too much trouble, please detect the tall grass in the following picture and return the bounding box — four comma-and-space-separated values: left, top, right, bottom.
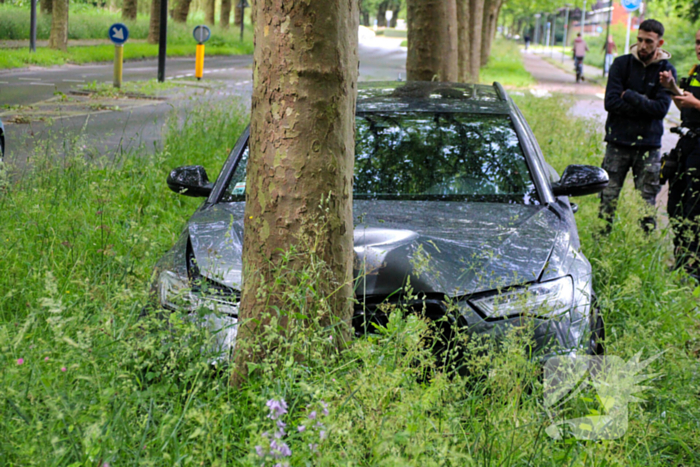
1, 77, 700, 465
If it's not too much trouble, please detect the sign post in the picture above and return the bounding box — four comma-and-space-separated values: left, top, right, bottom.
622, 0, 642, 54
29, 0, 37, 52
237, 0, 249, 42
158, 0, 168, 82
192, 25, 211, 80
108, 23, 129, 88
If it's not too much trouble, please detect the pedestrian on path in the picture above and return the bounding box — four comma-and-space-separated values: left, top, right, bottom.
524, 34, 531, 51
598, 19, 676, 233
572, 33, 589, 82
660, 28, 700, 278
603, 35, 617, 75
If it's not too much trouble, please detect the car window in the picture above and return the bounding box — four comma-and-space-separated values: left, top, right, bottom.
355, 112, 537, 203
220, 113, 538, 205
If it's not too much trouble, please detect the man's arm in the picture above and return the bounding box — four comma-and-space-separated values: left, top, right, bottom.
621, 66, 677, 119
604, 58, 636, 114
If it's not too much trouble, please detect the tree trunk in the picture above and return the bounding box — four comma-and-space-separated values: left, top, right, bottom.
361, 11, 370, 26
147, 0, 160, 43
220, 0, 232, 28
377, 1, 388, 27
389, 0, 400, 28
40, 0, 52, 14
172, 0, 191, 22
406, 0, 458, 82
231, 0, 359, 387
204, 0, 215, 25
234, 5, 242, 25
48, 0, 68, 51
122, 0, 138, 20
468, 0, 485, 81
480, 0, 501, 66
457, 0, 471, 82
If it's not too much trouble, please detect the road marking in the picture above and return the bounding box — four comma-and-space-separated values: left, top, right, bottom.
62, 79, 85, 83
0, 81, 8, 84
31, 82, 55, 86
18, 77, 37, 81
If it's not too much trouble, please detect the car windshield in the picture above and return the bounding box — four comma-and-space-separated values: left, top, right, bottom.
220, 112, 538, 204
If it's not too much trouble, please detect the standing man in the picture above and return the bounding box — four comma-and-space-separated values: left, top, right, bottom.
572, 33, 589, 81
599, 19, 676, 232
603, 34, 617, 75
660, 28, 700, 277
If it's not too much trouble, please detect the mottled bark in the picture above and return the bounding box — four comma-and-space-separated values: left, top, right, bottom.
40, 0, 52, 14
172, 0, 191, 22
48, 0, 68, 51
147, 0, 160, 43
406, 0, 458, 82
122, 0, 138, 20
468, 0, 485, 81
220, 0, 232, 28
457, 0, 471, 82
205, 0, 215, 25
231, 0, 359, 386
234, 5, 242, 25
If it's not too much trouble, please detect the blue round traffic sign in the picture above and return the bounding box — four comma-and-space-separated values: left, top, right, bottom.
193, 25, 211, 44
108, 23, 129, 45
621, 0, 642, 12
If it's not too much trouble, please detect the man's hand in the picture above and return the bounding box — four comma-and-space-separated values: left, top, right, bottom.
659, 70, 676, 89
673, 92, 700, 110
621, 90, 626, 98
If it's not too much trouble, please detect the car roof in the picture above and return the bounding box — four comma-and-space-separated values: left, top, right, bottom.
357, 81, 511, 115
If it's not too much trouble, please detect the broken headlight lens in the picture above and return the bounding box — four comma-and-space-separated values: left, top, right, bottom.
471, 276, 574, 319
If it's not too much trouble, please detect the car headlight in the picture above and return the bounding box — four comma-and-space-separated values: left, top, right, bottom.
471, 276, 574, 319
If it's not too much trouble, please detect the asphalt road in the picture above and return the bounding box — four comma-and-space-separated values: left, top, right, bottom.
1, 37, 407, 165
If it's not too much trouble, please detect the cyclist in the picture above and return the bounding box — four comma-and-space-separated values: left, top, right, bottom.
572, 33, 589, 82
599, 19, 676, 233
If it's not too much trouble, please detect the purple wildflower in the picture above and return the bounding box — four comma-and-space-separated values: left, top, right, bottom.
308, 411, 317, 420
61, 367, 67, 372
255, 445, 265, 457
309, 443, 318, 452
297, 425, 306, 433
270, 440, 291, 458
16, 358, 24, 365
320, 430, 327, 440
321, 401, 329, 416
266, 399, 288, 420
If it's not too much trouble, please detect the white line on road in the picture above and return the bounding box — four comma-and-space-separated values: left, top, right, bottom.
31, 82, 55, 86
18, 77, 37, 81
0, 81, 8, 84
62, 79, 85, 83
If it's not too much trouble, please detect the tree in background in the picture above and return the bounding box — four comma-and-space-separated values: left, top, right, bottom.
406, 0, 457, 82
482, 0, 504, 66
40, 0, 52, 14
456, 0, 471, 82
205, 0, 216, 25
234, 4, 243, 25
147, 0, 160, 43
231, 0, 359, 386
173, 0, 192, 22
122, 0, 138, 21
48, 0, 68, 51
220, 0, 232, 28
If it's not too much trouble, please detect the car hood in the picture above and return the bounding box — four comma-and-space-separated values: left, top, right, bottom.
186, 200, 568, 297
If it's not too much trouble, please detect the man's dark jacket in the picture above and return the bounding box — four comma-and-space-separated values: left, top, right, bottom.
604, 44, 676, 149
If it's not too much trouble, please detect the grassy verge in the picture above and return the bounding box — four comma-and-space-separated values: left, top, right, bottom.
2, 90, 700, 464
0, 4, 254, 69
480, 38, 535, 87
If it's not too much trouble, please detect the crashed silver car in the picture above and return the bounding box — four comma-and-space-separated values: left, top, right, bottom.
153, 81, 609, 359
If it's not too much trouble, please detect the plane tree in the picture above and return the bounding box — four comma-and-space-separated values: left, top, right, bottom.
231, 0, 359, 385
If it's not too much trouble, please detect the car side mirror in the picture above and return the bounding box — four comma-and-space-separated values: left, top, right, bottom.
167, 165, 213, 197
552, 164, 609, 197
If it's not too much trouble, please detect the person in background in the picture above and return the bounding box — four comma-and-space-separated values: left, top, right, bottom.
660, 28, 700, 278
603, 34, 617, 75
572, 33, 589, 80
524, 34, 531, 51
599, 19, 676, 233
